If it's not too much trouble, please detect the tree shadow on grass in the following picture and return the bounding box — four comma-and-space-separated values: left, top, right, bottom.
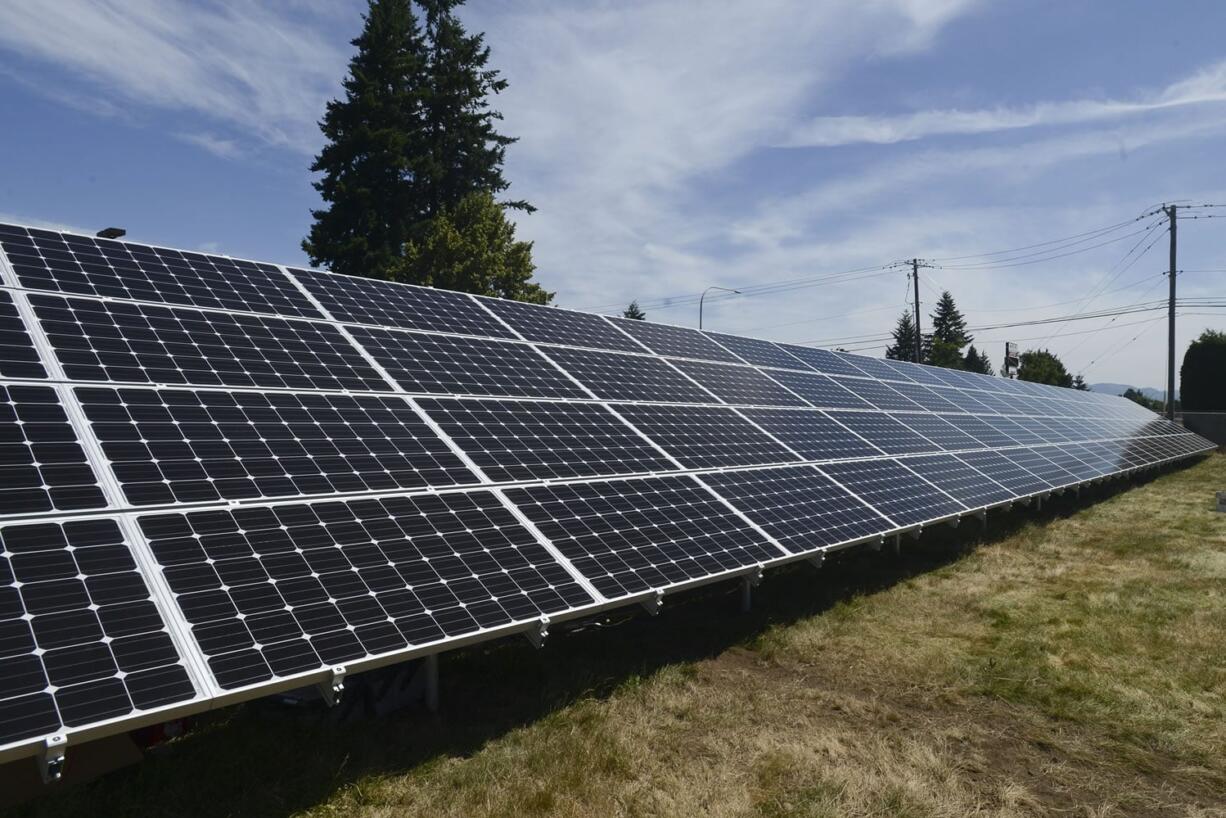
11, 471, 1173, 818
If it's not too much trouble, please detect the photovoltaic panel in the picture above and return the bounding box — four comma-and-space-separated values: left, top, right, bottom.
703, 331, 808, 369
999, 447, 1080, 488
981, 415, 1045, 445
842, 354, 915, 383
954, 450, 1050, 496
1063, 443, 1116, 476
31, 295, 389, 392
891, 413, 982, 451
817, 459, 965, 527
76, 387, 478, 506
608, 317, 742, 363
414, 397, 676, 482
965, 389, 1019, 415
290, 268, 513, 338
0, 291, 47, 380
739, 408, 882, 461
763, 369, 870, 410
901, 454, 1014, 508
347, 325, 587, 399
825, 411, 942, 455
887, 381, 962, 413
614, 404, 800, 469
479, 298, 644, 352
669, 360, 806, 407
699, 466, 890, 552
505, 476, 783, 599
138, 493, 593, 690
884, 361, 947, 387
1012, 416, 1067, 443
939, 388, 997, 414
939, 414, 1018, 448
1037, 446, 1100, 481
0, 225, 319, 318
778, 344, 868, 377
0, 385, 107, 515
835, 378, 925, 411
539, 347, 715, 404
0, 517, 196, 745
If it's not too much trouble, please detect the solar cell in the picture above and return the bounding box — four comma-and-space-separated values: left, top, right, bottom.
901, 454, 1014, 508
939, 413, 1019, 448
954, 450, 1050, 495
763, 369, 871, 410
884, 361, 947, 387
778, 345, 868, 377
415, 397, 676, 482
998, 447, 1080, 488
0, 385, 107, 515
817, 459, 965, 527
669, 360, 806, 407
825, 411, 942, 455
31, 295, 389, 392
0, 291, 47, 380
703, 331, 808, 369
538, 347, 715, 404
139, 492, 592, 689
891, 413, 982, 451
0, 225, 319, 318
981, 415, 1045, 445
614, 404, 799, 469
479, 298, 645, 352
886, 381, 962, 413
739, 408, 882, 460
938, 388, 997, 413
608, 317, 741, 363
842, 354, 915, 383
0, 517, 196, 745
77, 387, 478, 506
699, 466, 890, 553
505, 476, 782, 599
290, 268, 513, 338
348, 325, 586, 399
834, 378, 925, 411
1037, 446, 1101, 480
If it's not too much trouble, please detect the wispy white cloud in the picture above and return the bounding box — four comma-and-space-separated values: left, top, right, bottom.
781, 59, 1226, 148
176, 132, 244, 160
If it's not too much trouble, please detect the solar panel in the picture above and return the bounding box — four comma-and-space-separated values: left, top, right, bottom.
818, 459, 965, 527
739, 408, 882, 460
842, 354, 915, 383
614, 404, 800, 469
825, 411, 942, 455
954, 450, 1050, 496
939, 414, 1019, 448
538, 347, 715, 404
762, 369, 871, 410
76, 387, 478, 506
0, 385, 107, 515
703, 331, 808, 369
778, 344, 868, 377
139, 492, 593, 689
998, 447, 1080, 488
290, 268, 513, 338
32, 295, 389, 392
698, 466, 891, 553
891, 413, 983, 451
504, 476, 782, 599
0, 225, 319, 318
669, 359, 806, 407
835, 378, 925, 411
414, 397, 677, 482
347, 325, 586, 399
901, 454, 1015, 509
0, 517, 197, 745
608, 317, 741, 363
886, 381, 962, 413
478, 298, 645, 352
0, 291, 47, 380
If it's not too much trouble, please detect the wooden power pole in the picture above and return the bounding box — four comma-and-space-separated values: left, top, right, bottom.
911, 259, 922, 364
1165, 205, 1177, 420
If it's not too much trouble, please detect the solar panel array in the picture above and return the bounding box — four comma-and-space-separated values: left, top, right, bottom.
0, 221, 1213, 764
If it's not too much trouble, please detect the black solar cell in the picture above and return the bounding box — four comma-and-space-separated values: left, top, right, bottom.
0, 385, 106, 515
700, 466, 890, 553
540, 347, 716, 404
505, 476, 782, 599
0, 517, 195, 745
608, 318, 742, 363
818, 459, 965, 527
614, 404, 800, 469
415, 397, 676, 482
777, 345, 868, 377
0, 225, 319, 318
480, 298, 645, 352
901, 454, 1014, 508
77, 387, 478, 506
763, 369, 870, 410
31, 295, 389, 392
669, 360, 806, 407
0, 291, 47, 380
349, 325, 587, 399
825, 411, 942, 455
139, 493, 592, 689
954, 450, 1050, 495
703, 331, 808, 369
834, 378, 925, 411
739, 408, 882, 460
890, 413, 982, 451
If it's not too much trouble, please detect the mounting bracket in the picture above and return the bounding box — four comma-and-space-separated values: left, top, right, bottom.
640, 589, 664, 616
808, 552, 826, 570
39, 734, 67, 784
524, 615, 550, 648
909, 526, 923, 540
318, 665, 347, 707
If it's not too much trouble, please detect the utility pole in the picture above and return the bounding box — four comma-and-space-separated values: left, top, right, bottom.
911, 259, 922, 363
1164, 205, 1177, 420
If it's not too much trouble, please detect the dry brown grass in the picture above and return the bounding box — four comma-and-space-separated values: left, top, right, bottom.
15, 454, 1226, 818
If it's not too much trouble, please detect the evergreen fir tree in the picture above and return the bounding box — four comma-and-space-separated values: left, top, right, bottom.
1072, 374, 1090, 391
885, 311, 920, 362
623, 301, 647, 320
963, 344, 994, 375
303, 0, 429, 279
929, 290, 971, 347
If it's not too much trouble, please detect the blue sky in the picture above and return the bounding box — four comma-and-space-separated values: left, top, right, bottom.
0, 0, 1223, 389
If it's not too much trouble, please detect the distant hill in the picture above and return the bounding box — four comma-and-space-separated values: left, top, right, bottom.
1090, 383, 1174, 401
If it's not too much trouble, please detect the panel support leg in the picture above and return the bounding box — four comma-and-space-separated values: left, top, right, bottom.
39, 734, 67, 784
739, 565, 763, 613
889, 534, 901, 555
424, 653, 439, 713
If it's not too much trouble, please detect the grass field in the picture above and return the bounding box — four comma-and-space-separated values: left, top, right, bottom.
13, 454, 1225, 818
